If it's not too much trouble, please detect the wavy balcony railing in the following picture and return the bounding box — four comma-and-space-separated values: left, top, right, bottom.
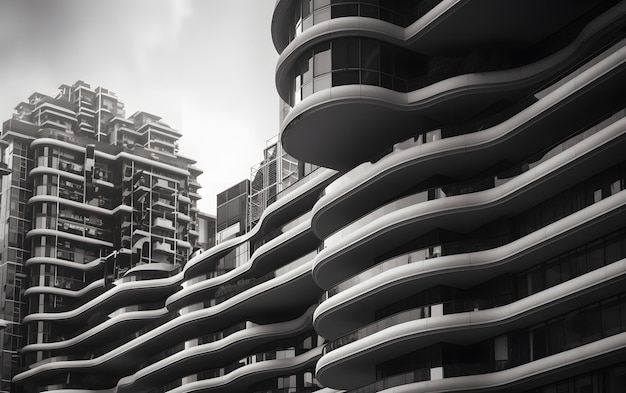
310, 37, 626, 234
187, 250, 315, 311
179, 167, 333, 282
287, 0, 443, 42
313, 188, 626, 341
347, 368, 430, 393
164, 346, 323, 393
324, 247, 626, 354
314, 113, 626, 290
317, 279, 626, 390
321, 108, 625, 250
14, 254, 318, 383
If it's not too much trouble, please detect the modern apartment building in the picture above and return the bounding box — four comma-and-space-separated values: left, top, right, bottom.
7, 0, 626, 392
0, 81, 206, 392
272, 0, 626, 392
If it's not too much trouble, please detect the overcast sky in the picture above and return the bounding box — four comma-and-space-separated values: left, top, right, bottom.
0, 0, 280, 215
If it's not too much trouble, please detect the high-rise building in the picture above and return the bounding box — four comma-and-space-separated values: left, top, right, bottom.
0, 81, 206, 392
9, 1, 626, 392
272, 0, 626, 391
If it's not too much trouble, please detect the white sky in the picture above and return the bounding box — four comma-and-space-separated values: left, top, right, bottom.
0, 0, 281, 215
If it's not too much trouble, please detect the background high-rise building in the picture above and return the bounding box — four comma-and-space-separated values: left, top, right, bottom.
0, 81, 211, 392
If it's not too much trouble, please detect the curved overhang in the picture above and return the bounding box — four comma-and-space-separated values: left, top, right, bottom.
270, 0, 292, 52
167, 220, 316, 310
25, 256, 106, 270
315, 265, 626, 389
15, 264, 320, 384
164, 347, 322, 393
180, 168, 334, 281
319, 332, 626, 392
123, 262, 178, 277
25, 228, 113, 247
22, 276, 178, 324
314, 192, 626, 339
23, 279, 104, 298
20, 309, 167, 354
312, 123, 626, 290
276, 4, 625, 170
310, 42, 626, 236
272, 0, 611, 55
116, 306, 315, 393
27, 195, 118, 215
29, 166, 83, 182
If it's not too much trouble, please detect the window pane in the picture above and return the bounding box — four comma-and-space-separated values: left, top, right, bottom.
361, 39, 380, 71
314, 0, 330, 8
314, 6, 331, 23
314, 45, 331, 76
361, 70, 379, 86
332, 4, 358, 18
545, 258, 561, 288
302, 0, 312, 17
314, 74, 331, 92
333, 70, 359, 86
302, 82, 313, 99
587, 239, 604, 271
601, 297, 620, 336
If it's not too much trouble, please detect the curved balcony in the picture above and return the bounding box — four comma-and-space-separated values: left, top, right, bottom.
164, 346, 322, 393
312, 117, 626, 289
23, 278, 103, 298
21, 274, 179, 325
272, 0, 608, 54
340, 333, 626, 393
315, 269, 626, 389
276, 7, 625, 170
179, 167, 334, 282
271, 0, 445, 51
25, 254, 110, 271
312, 98, 626, 239
116, 306, 316, 393
30, 165, 84, 182
14, 260, 320, 384
168, 218, 317, 311
20, 308, 168, 355
314, 190, 626, 339
323, 256, 626, 356
322, 110, 626, 251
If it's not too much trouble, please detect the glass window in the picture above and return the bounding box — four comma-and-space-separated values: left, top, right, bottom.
332, 38, 359, 70
361, 70, 379, 86
314, 6, 331, 23
303, 57, 313, 84
531, 324, 547, 360
601, 297, 620, 336
560, 250, 576, 282
361, 3, 379, 18
361, 39, 380, 71
333, 70, 359, 86
610, 179, 622, 195
332, 3, 358, 18
605, 232, 623, 264
302, 82, 313, 99
586, 239, 604, 271
301, 0, 312, 18
580, 304, 601, 344
545, 258, 561, 288
528, 266, 544, 295
314, 74, 332, 92
314, 44, 331, 76
314, 0, 330, 8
